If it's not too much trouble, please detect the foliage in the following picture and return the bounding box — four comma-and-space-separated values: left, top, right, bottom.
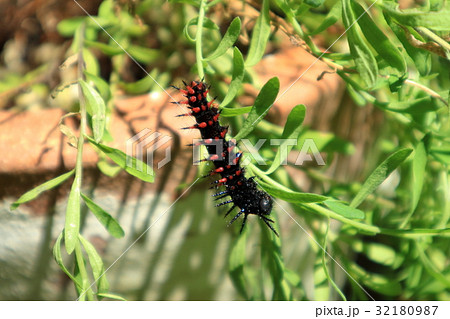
7, 0, 450, 301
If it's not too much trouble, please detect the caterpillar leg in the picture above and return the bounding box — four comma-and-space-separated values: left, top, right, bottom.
224, 205, 236, 218
261, 216, 279, 237
239, 214, 248, 234
228, 210, 243, 225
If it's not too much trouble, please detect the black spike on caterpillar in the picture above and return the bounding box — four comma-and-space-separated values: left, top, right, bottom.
174, 80, 278, 237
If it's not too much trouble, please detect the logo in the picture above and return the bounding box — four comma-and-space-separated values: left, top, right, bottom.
126, 128, 172, 175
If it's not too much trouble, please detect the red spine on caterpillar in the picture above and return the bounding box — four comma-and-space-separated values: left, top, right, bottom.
173, 80, 278, 236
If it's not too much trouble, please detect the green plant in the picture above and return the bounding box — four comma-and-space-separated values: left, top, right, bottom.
9, 0, 450, 300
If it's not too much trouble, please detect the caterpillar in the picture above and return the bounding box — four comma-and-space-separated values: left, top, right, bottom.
173, 80, 278, 236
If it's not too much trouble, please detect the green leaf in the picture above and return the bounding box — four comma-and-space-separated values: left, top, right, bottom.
78, 234, 109, 294
324, 200, 365, 219
228, 229, 249, 299
258, 180, 328, 203
385, 95, 440, 114
364, 243, 396, 266
352, 1, 406, 75
400, 135, 428, 228
350, 148, 413, 208
260, 217, 289, 300
79, 80, 106, 143
220, 47, 245, 107
245, 0, 271, 67
380, 2, 450, 31
97, 157, 122, 177
265, 105, 306, 174
321, 220, 347, 300
84, 39, 123, 56
127, 46, 159, 64
86, 135, 154, 183
53, 231, 82, 289
234, 77, 279, 141
304, 0, 325, 8
82, 48, 100, 76
342, 0, 378, 88
81, 193, 125, 238
299, 130, 355, 155
97, 293, 127, 301
204, 17, 241, 62
384, 15, 431, 76
220, 106, 252, 117
98, 0, 116, 20
119, 75, 155, 94
65, 177, 81, 255
310, 1, 342, 35
10, 170, 75, 210
73, 240, 92, 299
84, 71, 111, 103
57, 17, 86, 36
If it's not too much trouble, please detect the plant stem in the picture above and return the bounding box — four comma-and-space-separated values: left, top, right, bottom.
195, 0, 206, 79
74, 241, 94, 301
416, 26, 450, 54
249, 163, 450, 238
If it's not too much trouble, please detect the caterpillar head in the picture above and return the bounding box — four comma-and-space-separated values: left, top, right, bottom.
257, 191, 273, 216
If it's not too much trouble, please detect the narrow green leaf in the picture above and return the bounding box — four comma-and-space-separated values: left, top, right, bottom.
350, 148, 413, 208
352, 1, 406, 75
265, 105, 306, 174
220, 106, 252, 117
57, 17, 86, 36
82, 48, 100, 76
234, 77, 279, 141
10, 170, 74, 210
73, 241, 92, 299
97, 293, 127, 301
400, 136, 428, 228
260, 217, 288, 300
412, 139, 428, 214
220, 47, 245, 107
284, 268, 301, 287
81, 193, 125, 238
78, 234, 109, 294
53, 231, 82, 289
304, 0, 325, 8
321, 220, 347, 300
245, 0, 271, 66
65, 178, 81, 255
84, 71, 111, 102
79, 80, 106, 143
299, 130, 355, 154
204, 17, 241, 62
127, 46, 159, 64
97, 157, 122, 177
380, 2, 450, 31
86, 135, 154, 182
385, 95, 440, 114
384, 14, 431, 76
228, 229, 249, 299
342, 0, 378, 87
364, 243, 396, 266
84, 39, 123, 56
119, 75, 155, 94
259, 180, 328, 203
310, 1, 342, 35
324, 200, 365, 219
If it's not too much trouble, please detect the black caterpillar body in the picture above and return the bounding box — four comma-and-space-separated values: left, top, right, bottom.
174, 80, 278, 236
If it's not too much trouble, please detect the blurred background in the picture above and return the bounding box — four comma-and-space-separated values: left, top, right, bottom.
0, 0, 449, 301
